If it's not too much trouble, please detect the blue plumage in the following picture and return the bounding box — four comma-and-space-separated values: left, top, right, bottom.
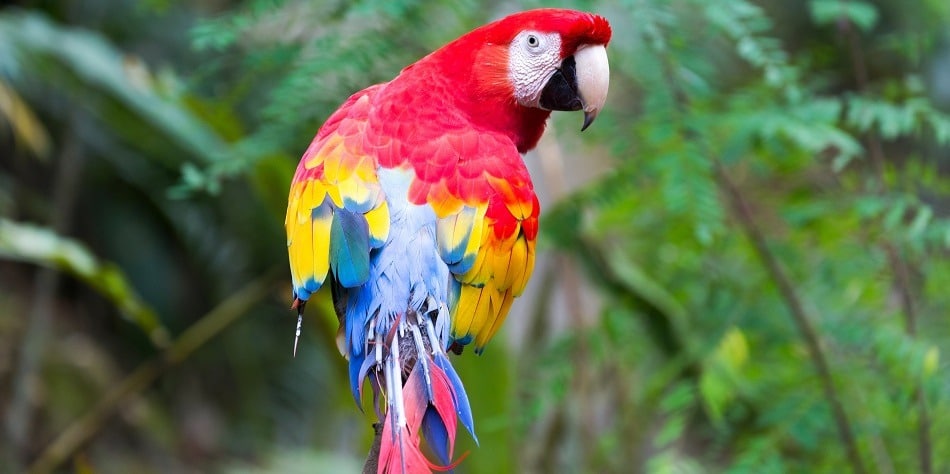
330, 207, 371, 288
320, 167, 478, 471
422, 407, 451, 465
434, 352, 476, 443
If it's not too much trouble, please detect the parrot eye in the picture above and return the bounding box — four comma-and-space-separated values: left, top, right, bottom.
519, 31, 554, 56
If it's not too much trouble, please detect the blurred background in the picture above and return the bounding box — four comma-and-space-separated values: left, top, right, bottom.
2, 0, 949, 473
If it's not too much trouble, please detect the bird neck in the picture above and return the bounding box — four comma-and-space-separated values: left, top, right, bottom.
418, 37, 552, 154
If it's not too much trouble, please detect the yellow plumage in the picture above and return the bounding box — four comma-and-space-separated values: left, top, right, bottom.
286, 127, 389, 296
364, 200, 391, 245
450, 228, 535, 346
287, 102, 539, 353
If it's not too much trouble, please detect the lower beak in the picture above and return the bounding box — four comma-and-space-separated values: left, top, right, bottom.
538, 44, 610, 131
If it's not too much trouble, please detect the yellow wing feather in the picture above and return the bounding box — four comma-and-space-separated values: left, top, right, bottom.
286, 93, 389, 300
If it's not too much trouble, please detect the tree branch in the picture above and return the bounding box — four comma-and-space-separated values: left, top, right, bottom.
713, 163, 867, 474
655, 39, 868, 474
840, 12, 931, 473
362, 422, 383, 474
27, 268, 282, 474
4, 124, 84, 469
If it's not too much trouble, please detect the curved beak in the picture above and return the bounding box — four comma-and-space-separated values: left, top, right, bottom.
575, 45, 610, 131
538, 44, 610, 131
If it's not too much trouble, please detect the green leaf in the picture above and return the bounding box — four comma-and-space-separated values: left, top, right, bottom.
909, 205, 933, 238
923, 346, 939, 378
0, 11, 229, 172
656, 415, 686, 448
605, 247, 692, 342
0, 218, 169, 347
0, 79, 50, 159
700, 327, 748, 424
810, 0, 879, 32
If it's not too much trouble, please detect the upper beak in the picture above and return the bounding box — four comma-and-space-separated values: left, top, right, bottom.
538, 44, 610, 131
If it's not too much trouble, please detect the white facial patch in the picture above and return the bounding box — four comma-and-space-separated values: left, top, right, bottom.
508, 31, 562, 108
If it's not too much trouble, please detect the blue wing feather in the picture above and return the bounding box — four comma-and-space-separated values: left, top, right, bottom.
330, 208, 371, 288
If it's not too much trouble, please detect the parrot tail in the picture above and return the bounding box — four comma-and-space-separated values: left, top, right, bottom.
357, 300, 476, 474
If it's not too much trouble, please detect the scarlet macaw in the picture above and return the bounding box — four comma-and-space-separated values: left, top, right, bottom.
286, 8, 611, 473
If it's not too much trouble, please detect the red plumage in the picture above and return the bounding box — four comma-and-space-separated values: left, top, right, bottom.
286, 8, 611, 474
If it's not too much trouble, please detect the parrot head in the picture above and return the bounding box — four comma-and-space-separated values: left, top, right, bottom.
410, 8, 612, 151
496, 10, 612, 131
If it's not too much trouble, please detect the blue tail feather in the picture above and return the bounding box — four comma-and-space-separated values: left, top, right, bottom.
433, 352, 477, 444
422, 406, 451, 467
348, 351, 365, 407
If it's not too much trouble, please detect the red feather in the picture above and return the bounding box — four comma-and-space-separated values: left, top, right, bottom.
378, 359, 468, 474
287, 8, 611, 474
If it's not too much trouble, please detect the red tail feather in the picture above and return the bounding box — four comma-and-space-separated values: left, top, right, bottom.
377, 356, 468, 474
426, 360, 459, 459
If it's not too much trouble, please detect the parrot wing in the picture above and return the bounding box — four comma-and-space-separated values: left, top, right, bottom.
285, 85, 391, 302
402, 129, 540, 351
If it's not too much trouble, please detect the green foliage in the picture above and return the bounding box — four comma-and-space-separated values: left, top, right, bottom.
0, 218, 168, 346
810, 0, 879, 33
0, 11, 228, 170
539, 0, 950, 472
185, 0, 484, 189
0, 79, 50, 159
2, 0, 950, 473
224, 450, 362, 473
847, 94, 950, 144
699, 327, 748, 425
